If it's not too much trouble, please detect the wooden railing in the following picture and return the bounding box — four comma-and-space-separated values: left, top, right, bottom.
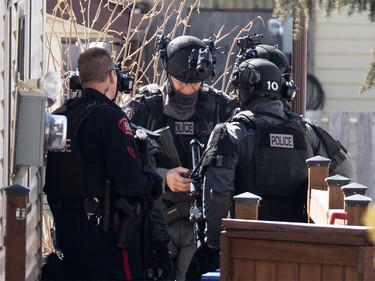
220, 219, 375, 281
219, 155, 375, 281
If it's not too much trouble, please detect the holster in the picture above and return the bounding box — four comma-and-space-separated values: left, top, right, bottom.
114, 198, 141, 248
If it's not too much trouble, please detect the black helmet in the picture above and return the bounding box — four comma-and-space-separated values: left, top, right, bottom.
231, 58, 283, 106
160, 35, 216, 83
255, 45, 292, 80
254, 45, 298, 102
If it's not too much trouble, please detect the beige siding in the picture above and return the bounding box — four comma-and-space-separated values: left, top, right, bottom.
24, 1, 45, 280
313, 9, 375, 196
0, 0, 5, 279
314, 9, 375, 112
1, 0, 45, 280
0, 0, 18, 279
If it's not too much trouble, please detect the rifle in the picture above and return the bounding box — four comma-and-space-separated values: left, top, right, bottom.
153, 126, 181, 167
131, 123, 161, 167
131, 124, 173, 280
188, 139, 205, 246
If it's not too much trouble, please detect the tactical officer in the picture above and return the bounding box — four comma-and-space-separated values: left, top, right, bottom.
123, 35, 239, 281
185, 57, 353, 280
44, 47, 163, 280
253, 43, 352, 176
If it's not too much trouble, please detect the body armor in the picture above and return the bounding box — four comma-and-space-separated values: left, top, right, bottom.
124, 83, 238, 211
202, 110, 312, 199
44, 99, 108, 201
235, 111, 310, 199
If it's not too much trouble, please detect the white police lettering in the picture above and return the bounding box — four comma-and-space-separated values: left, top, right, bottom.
175, 122, 194, 135
269, 134, 294, 148
49, 138, 72, 152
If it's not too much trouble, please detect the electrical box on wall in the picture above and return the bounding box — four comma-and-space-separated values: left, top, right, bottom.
15, 92, 46, 166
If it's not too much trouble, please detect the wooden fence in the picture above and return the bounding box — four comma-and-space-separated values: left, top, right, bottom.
306, 110, 375, 202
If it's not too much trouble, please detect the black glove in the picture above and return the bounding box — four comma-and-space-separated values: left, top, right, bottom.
185, 243, 220, 281
152, 241, 174, 281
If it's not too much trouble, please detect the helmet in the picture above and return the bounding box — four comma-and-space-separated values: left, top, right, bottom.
160, 35, 216, 83
254, 45, 292, 79
254, 45, 298, 102
231, 58, 283, 106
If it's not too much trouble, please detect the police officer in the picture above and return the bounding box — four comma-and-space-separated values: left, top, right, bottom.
123, 35, 239, 281
44, 47, 163, 280
253, 44, 352, 176
185, 57, 353, 280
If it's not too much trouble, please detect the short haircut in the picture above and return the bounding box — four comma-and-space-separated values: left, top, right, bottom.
77, 47, 114, 84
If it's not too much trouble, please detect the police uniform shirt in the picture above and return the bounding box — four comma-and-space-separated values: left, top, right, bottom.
46, 88, 160, 199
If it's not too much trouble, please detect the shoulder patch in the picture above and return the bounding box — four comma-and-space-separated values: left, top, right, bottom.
118, 117, 133, 136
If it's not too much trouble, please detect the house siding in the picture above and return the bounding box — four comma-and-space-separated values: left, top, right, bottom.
0, 0, 6, 278
1, 0, 45, 280
0, 0, 18, 280
313, 8, 375, 198
314, 9, 375, 111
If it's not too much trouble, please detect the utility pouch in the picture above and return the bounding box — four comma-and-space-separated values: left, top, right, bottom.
82, 197, 100, 217
163, 202, 191, 224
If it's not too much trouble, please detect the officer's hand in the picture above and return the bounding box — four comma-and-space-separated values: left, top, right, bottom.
154, 241, 174, 281
185, 243, 220, 281
166, 167, 192, 192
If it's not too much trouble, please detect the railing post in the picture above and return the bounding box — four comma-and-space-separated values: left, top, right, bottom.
341, 182, 368, 197
233, 192, 262, 220
5, 184, 30, 281
325, 175, 351, 209
306, 155, 331, 222
344, 194, 371, 226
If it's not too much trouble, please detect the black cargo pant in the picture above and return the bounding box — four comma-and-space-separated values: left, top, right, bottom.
51, 205, 143, 280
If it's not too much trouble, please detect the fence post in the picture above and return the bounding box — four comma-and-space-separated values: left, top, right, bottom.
325, 175, 351, 209
341, 182, 368, 196
4, 184, 30, 281
306, 155, 331, 222
233, 192, 262, 220
344, 194, 371, 226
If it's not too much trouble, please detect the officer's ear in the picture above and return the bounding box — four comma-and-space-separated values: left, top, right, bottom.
108, 69, 117, 84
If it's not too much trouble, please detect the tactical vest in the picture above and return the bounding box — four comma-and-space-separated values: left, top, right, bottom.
44, 99, 108, 201
133, 84, 238, 208
134, 84, 238, 169
232, 111, 312, 199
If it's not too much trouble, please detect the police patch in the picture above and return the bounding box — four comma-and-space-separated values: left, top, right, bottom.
269, 133, 294, 148
123, 107, 135, 120
118, 117, 133, 136
175, 122, 194, 135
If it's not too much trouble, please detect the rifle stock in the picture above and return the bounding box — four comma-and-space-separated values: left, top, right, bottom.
154, 126, 181, 167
